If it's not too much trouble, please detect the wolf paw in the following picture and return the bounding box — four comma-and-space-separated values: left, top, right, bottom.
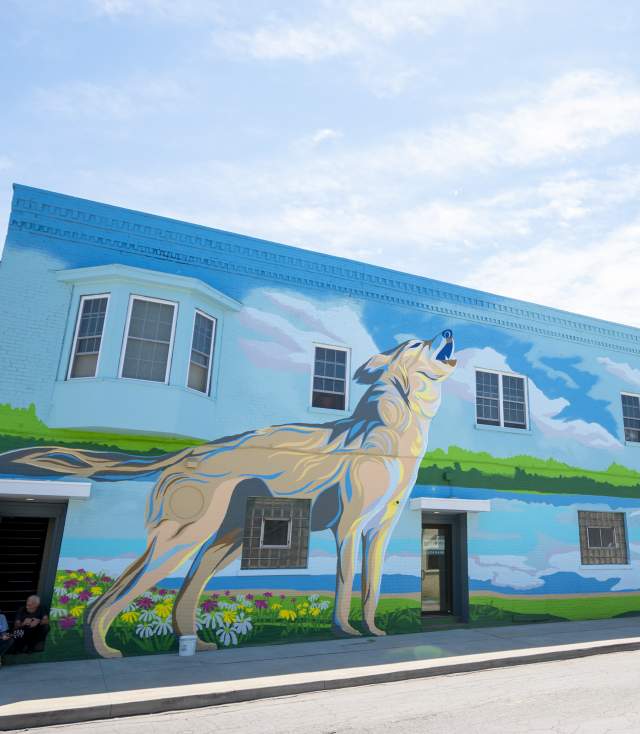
332, 623, 362, 637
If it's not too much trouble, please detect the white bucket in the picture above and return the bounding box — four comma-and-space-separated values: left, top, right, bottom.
178, 634, 197, 656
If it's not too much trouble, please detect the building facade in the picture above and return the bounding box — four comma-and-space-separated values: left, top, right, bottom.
1, 184, 640, 661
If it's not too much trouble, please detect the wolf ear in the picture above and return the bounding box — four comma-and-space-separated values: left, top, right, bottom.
354, 344, 402, 384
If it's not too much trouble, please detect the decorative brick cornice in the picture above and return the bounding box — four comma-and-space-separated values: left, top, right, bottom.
7, 186, 640, 357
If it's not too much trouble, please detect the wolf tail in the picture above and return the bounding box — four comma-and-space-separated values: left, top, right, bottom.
0, 445, 191, 481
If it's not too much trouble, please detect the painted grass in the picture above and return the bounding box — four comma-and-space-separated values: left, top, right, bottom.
470, 594, 640, 622
0, 403, 202, 454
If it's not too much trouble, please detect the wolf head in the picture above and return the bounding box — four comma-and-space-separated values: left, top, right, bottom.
354, 331, 457, 417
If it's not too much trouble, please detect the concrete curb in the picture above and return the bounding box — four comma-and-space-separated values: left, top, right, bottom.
3, 636, 640, 730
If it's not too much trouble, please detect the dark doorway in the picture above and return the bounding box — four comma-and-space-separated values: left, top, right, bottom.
421, 513, 469, 622
0, 501, 67, 625
421, 524, 452, 614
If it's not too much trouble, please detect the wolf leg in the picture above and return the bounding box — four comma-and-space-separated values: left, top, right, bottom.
85, 525, 200, 658
361, 519, 395, 636
172, 529, 242, 651
332, 522, 362, 637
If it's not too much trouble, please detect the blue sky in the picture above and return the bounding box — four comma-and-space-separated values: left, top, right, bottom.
2, 1, 640, 326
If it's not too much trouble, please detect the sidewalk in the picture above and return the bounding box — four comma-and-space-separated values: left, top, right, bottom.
2, 617, 640, 730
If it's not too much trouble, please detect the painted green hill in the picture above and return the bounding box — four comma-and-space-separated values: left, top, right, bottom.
419, 446, 640, 498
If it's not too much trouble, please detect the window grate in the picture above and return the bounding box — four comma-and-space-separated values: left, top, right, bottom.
578, 511, 628, 565
241, 498, 310, 569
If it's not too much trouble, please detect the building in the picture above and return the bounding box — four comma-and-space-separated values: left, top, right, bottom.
1, 184, 639, 661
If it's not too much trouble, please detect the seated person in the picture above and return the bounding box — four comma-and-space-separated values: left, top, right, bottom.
0, 609, 13, 660
12, 595, 49, 654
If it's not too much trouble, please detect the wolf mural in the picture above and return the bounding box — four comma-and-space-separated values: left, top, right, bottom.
0, 333, 456, 657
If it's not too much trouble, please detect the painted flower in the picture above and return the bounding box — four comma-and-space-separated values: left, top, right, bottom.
271, 603, 282, 611
216, 623, 238, 647
264, 592, 273, 598
153, 618, 174, 635
90, 586, 103, 596
211, 593, 219, 600
254, 599, 268, 610
63, 579, 78, 589
318, 601, 330, 611
58, 594, 70, 605
307, 594, 320, 603
59, 616, 76, 630
75, 586, 85, 593
101, 575, 113, 584
201, 599, 218, 613
154, 602, 173, 619
136, 621, 155, 639
309, 607, 321, 617
279, 594, 286, 600
278, 609, 296, 621
136, 596, 154, 610
77, 568, 86, 574
54, 585, 65, 596
296, 606, 308, 617
49, 607, 66, 618
222, 609, 237, 625
158, 589, 169, 597
121, 610, 139, 624
232, 612, 253, 635
246, 594, 254, 601
139, 609, 157, 623
70, 605, 85, 618
78, 590, 91, 602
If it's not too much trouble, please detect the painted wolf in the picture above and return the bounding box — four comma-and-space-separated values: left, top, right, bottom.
0, 333, 456, 657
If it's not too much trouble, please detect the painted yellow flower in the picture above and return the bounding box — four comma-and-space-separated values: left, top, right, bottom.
68, 572, 80, 579
222, 610, 237, 624
121, 610, 139, 624
296, 606, 308, 617
309, 607, 321, 617
75, 586, 85, 594
154, 602, 172, 619
70, 605, 85, 618
90, 586, 103, 596
271, 603, 282, 610
278, 609, 297, 621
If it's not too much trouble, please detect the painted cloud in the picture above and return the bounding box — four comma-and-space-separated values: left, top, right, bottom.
448, 347, 622, 451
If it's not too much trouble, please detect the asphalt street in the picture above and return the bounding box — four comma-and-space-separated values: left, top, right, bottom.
11, 650, 640, 734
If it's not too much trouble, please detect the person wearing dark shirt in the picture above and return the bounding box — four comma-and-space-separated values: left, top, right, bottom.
12, 595, 49, 653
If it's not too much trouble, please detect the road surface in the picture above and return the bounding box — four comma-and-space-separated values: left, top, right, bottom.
12, 650, 640, 733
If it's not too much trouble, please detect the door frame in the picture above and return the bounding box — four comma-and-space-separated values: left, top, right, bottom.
0, 500, 68, 612
421, 512, 469, 621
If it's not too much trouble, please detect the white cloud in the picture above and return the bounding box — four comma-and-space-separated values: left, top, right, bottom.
449, 346, 622, 451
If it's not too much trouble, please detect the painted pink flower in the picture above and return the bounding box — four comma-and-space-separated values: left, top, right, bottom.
246, 594, 254, 600
63, 579, 78, 589
201, 599, 218, 612
159, 589, 168, 596
78, 590, 91, 602
280, 594, 286, 600
101, 575, 113, 583
59, 594, 70, 605
136, 597, 153, 610
264, 592, 273, 598
211, 593, 219, 600
224, 590, 230, 596
255, 599, 268, 610
229, 595, 237, 602
60, 616, 76, 629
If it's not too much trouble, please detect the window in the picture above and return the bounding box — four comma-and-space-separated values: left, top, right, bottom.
312, 346, 348, 410
621, 393, 640, 443
120, 296, 177, 383
475, 370, 528, 429
68, 295, 109, 378
241, 497, 311, 569
578, 511, 628, 565
187, 311, 216, 394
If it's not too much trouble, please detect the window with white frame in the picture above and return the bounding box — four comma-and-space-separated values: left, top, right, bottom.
120, 296, 177, 383
475, 370, 528, 429
187, 311, 216, 394
312, 346, 349, 410
621, 393, 640, 443
68, 295, 109, 379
